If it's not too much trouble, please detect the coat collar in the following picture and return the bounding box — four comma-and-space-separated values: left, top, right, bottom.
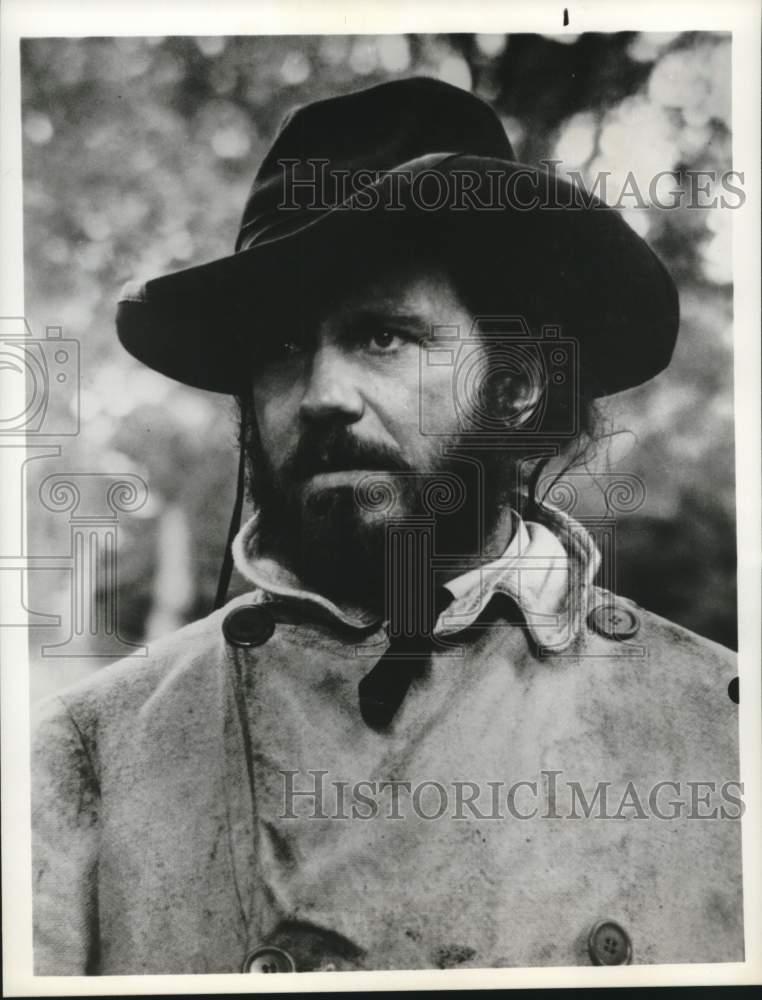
231, 503, 600, 653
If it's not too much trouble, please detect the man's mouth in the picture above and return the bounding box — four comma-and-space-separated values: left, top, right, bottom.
288, 431, 411, 484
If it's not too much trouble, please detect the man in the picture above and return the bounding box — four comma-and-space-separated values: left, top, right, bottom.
32, 77, 743, 974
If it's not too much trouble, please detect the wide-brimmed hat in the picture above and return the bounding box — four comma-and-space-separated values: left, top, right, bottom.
116, 76, 679, 397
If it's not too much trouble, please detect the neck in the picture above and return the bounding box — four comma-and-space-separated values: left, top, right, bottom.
277, 503, 518, 619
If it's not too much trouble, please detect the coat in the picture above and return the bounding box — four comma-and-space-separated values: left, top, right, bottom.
31, 508, 744, 974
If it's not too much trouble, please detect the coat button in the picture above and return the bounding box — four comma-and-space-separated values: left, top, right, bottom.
587, 601, 639, 640
242, 945, 296, 973
588, 919, 632, 965
223, 605, 275, 648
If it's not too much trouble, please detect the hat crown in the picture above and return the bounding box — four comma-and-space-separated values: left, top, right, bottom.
237, 77, 515, 249
262, 77, 514, 168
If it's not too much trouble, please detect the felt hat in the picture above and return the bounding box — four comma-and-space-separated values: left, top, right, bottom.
116, 76, 679, 397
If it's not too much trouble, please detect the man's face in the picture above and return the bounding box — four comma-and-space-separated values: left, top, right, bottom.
251, 259, 475, 501
244, 256, 516, 604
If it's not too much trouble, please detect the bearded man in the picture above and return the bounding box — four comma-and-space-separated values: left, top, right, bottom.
31, 77, 743, 975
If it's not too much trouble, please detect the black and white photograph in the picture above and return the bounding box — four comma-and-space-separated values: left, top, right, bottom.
1, 0, 760, 992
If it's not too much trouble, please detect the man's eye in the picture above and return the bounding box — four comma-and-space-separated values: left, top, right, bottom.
366, 329, 403, 351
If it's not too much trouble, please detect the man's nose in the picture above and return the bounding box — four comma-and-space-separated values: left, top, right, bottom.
299, 344, 364, 424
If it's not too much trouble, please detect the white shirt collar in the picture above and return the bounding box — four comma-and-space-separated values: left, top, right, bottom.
231, 504, 600, 653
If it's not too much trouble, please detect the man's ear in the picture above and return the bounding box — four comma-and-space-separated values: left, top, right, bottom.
505, 368, 544, 428
481, 353, 545, 430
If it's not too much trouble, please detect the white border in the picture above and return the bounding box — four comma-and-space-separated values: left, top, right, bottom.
1, 0, 760, 994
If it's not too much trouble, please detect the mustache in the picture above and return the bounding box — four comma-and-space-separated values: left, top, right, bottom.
283, 426, 412, 482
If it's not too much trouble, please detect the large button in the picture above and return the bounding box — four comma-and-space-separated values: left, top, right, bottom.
266, 920, 366, 971
588, 919, 632, 965
223, 605, 275, 647
587, 601, 639, 641
242, 945, 296, 973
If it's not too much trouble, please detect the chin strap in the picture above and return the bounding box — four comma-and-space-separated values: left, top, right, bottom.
213, 426, 247, 612
524, 455, 550, 522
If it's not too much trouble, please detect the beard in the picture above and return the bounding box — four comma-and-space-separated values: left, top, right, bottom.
242, 416, 521, 614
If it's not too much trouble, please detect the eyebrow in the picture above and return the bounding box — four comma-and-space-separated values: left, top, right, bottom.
337, 307, 433, 334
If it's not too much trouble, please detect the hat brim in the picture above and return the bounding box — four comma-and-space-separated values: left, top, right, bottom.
116, 155, 679, 396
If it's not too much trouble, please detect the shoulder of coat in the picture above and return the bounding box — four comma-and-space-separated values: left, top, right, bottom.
573, 586, 739, 760
38, 588, 270, 726
583, 585, 735, 669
